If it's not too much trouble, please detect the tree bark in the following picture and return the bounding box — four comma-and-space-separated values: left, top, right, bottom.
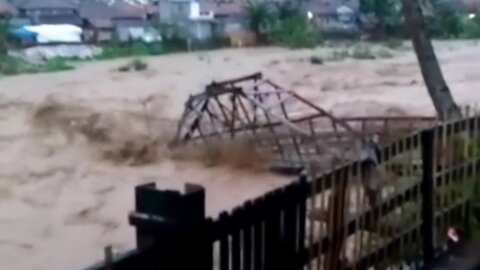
401, 0, 461, 120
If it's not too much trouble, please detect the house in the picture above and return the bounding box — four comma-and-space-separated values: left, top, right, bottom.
457, 0, 480, 13
0, 0, 17, 19
15, 0, 78, 17
158, 0, 215, 40
13, 0, 83, 26
80, 0, 116, 42
201, 0, 246, 37
299, 0, 359, 37
84, 18, 114, 42
158, 0, 249, 42
301, 0, 359, 26
80, 0, 152, 42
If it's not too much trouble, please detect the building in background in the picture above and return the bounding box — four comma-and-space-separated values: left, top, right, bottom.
301, 0, 359, 38
14, 0, 83, 26
81, 0, 156, 42
0, 0, 17, 19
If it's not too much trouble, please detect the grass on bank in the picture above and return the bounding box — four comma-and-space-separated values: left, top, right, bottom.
0, 56, 74, 76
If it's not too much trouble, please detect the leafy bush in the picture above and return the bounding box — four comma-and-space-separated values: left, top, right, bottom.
462, 13, 480, 39
360, 0, 403, 37
40, 58, 74, 73
99, 42, 164, 59
383, 39, 404, 50
0, 56, 23, 75
376, 48, 394, 58
245, 0, 273, 36
329, 49, 351, 61
271, 14, 319, 48
0, 56, 74, 76
351, 44, 376, 59
429, 9, 464, 38
0, 19, 8, 57
324, 43, 394, 61
244, 0, 322, 48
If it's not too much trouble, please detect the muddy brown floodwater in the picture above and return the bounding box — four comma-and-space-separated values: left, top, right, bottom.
0, 41, 480, 270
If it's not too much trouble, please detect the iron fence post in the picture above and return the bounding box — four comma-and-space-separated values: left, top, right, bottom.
421, 129, 435, 263
129, 182, 209, 270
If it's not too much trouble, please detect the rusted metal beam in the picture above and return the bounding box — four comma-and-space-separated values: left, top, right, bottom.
206, 73, 262, 91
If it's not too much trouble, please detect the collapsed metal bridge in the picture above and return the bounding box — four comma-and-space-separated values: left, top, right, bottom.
172, 72, 436, 173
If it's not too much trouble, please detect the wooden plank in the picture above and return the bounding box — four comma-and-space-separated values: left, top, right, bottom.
264, 192, 281, 270
219, 212, 231, 270
231, 208, 242, 270
206, 72, 262, 91
324, 167, 348, 270
253, 198, 264, 270
421, 128, 435, 263
242, 202, 253, 270
305, 181, 421, 262
283, 186, 298, 270
296, 178, 308, 270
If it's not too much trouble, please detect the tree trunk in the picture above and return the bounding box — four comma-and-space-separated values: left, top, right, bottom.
401, 0, 461, 120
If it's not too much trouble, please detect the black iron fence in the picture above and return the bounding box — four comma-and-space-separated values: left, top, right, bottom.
84, 113, 480, 270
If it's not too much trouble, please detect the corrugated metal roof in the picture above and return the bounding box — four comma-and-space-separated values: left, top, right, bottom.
0, 0, 17, 15
301, 0, 359, 16
80, 0, 146, 19
18, 0, 79, 10
200, 0, 245, 16
89, 18, 114, 28
459, 0, 480, 12
34, 14, 84, 26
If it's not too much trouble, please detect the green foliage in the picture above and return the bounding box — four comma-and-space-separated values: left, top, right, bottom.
376, 47, 394, 58
99, 41, 164, 59
359, 0, 480, 39
0, 19, 7, 56
270, 13, 319, 48
245, 0, 272, 36
244, 0, 322, 49
462, 13, 480, 39
324, 43, 395, 61
351, 44, 377, 59
383, 39, 405, 50
39, 58, 74, 73
274, 0, 298, 20
156, 23, 188, 52
0, 56, 23, 75
440, 12, 463, 38
428, 4, 464, 38
359, 0, 403, 36
328, 49, 351, 61
0, 56, 73, 76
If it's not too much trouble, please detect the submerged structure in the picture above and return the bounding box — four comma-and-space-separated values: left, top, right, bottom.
172, 72, 436, 173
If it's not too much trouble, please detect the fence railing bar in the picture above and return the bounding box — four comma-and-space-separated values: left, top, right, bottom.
421, 128, 435, 263
346, 223, 420, 270
347, 199, 469, 270
84, 114, 480, 270
308, 134, 423, 196
304, 181, 421, 262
